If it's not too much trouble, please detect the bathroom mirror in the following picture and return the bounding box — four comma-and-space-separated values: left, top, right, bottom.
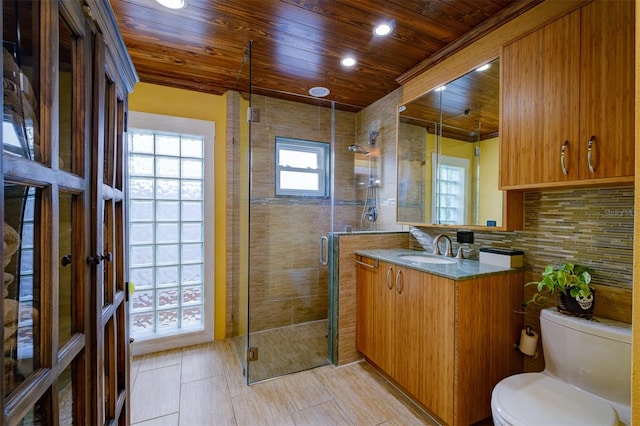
397, 58, 506, 228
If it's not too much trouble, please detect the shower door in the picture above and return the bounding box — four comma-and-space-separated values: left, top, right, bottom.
245, 94, 335, 383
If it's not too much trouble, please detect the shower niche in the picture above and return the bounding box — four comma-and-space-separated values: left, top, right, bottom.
396, 59, 522, 230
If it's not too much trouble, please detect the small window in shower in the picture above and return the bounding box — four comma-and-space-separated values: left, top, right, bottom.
275, 137, 329, 197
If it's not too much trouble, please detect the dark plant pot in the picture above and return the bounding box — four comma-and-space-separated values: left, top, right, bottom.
558, 288, 595, 319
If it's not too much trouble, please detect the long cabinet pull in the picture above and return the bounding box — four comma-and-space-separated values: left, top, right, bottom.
560, 140, 569, 176
386, 266, 394, 290
587, 135, 596, 173
395, 270, 404, 294
355, 259, 378, 269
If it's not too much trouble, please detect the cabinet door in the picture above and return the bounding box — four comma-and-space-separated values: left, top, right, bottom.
372, 261, 395, 376
393, 267, 426, 400
579, 0, 634, 180
501, 11, 581, 188
1, 2, 93, 424
90, 32, 131, 425
420, 274, 455, 424
355, 256, 377, 358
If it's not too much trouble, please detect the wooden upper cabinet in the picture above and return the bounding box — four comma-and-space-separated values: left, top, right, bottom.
500, 0, 634, 189
579, 0, 634, 181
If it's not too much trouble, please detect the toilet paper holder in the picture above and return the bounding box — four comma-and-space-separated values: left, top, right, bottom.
514, 325, 539, 358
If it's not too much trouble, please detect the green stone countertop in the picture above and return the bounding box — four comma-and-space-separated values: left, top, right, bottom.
355, 248, 522, 281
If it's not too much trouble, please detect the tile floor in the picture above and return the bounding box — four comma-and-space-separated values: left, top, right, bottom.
130, 339, 438, 425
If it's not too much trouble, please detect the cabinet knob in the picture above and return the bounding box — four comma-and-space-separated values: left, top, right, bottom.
61, 254, 72, 267
86, 252, 112, 265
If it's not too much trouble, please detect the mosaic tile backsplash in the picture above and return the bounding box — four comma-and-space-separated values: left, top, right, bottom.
410, 187, 633, 290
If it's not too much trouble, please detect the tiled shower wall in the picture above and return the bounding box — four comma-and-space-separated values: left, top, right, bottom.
355, 88, 405, 232
410, 186, 634, 290
245, 94, 358, 332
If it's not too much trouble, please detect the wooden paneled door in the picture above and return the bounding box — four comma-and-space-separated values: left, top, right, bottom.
89, 30, 131, 425
1, 1, 136, 424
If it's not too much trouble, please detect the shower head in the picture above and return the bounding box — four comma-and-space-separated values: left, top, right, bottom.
348, 144, 370, 155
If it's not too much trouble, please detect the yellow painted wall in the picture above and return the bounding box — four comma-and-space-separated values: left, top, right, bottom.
128, 82, 227, 340
441, 137, 475, 159
478, 137, 502, 226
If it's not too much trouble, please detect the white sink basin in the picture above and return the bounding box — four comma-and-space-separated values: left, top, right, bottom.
399, 255, 456, 264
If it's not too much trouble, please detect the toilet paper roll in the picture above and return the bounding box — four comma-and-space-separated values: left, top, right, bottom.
519, 328, 538, 356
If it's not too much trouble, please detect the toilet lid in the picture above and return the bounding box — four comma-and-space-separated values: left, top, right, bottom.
492, 373, 618, 426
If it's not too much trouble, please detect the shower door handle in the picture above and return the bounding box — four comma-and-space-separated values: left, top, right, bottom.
320, 235, 329, 266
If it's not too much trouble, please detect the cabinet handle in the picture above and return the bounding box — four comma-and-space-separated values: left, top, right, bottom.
560, 140, 569, 176
587, 135, 595, 174
395, 270, 404, 294
386, 266, 394, 290
355, 259, 378, 269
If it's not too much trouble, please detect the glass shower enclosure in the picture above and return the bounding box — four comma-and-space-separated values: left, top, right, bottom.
232, 41, 344, 383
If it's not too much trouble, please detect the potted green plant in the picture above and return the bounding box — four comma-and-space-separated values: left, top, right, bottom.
525, 263, 595, 318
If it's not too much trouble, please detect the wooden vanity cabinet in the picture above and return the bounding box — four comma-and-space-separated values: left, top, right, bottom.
500, 0, 634, 189
356, 255, 523, 425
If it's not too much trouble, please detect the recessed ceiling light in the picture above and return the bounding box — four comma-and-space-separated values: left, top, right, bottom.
309, 86, 330, 97
374, 23, 393, 36
475, 63, 491, 72
156, 0, 186, 9
434, 85, 446, 92
341, 57, 357, 67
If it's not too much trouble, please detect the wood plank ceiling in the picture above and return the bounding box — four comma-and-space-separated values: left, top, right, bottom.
110, 0, 541, 112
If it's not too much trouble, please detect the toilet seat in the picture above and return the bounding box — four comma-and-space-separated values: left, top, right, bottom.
492, 373, 618, 426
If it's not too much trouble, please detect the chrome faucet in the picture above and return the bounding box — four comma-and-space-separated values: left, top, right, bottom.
432, 234, 454, 257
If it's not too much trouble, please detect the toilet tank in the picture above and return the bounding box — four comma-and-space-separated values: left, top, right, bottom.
540, 308, 631, 408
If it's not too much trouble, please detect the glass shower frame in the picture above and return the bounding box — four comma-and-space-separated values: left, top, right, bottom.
226, 38, 341, 384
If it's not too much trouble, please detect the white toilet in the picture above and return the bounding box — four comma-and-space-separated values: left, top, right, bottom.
491, 307, 631, 426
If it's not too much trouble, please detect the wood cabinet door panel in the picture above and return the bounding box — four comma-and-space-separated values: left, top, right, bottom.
393, 267, 425, 399
355, 257, 377, 358
373, 261, 395, 376
501, 10, 581, 187
420, 273, 455, 424
579, 0, 634, 180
